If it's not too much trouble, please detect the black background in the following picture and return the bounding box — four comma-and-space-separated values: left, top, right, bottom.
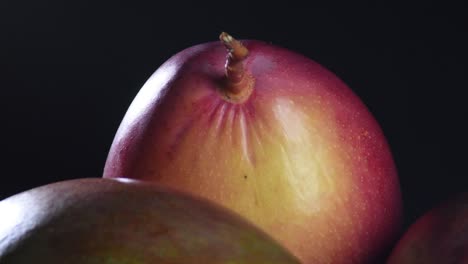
1, 1, 467, 238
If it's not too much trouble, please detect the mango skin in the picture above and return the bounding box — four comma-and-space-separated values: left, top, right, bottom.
387, 193, 468, 264
104, 40, 403, 263
0, 178, 299, 264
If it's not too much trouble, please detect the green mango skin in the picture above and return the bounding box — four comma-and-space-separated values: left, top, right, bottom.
0, 178, 299, 264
